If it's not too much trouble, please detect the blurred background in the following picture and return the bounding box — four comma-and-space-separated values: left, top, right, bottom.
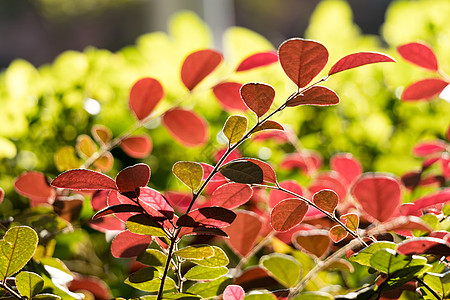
0, 0, 392, 68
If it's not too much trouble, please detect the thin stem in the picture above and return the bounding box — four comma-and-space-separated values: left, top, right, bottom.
0, 280, 22, 299
416, 277, 442, 300
157, 236, 177, 300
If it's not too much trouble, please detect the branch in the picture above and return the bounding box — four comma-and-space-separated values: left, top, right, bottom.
0, 280, 22, 299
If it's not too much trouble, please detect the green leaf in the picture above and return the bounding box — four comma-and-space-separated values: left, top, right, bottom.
127, 214, 168, 237
0, 226, 38, 280
422, 271, 450, 299
259, 253, 302, 287
220, 160, 263, 184
158, 293, 201, 299
175, 245, 214, 260
291, 291, 333, 300
349, 241, 396, 267
125, 267, 175, 292
188, 246, 229, 267
186, 276, 232, 298
16, 271, 44, 298
244, 290, 277, 300
370, 248, 427, 275
172, 161, 203, 191
184, 265, 228, 280
137, 249, 168, 271
223, 115, 248, 144
32, 294, 62, 299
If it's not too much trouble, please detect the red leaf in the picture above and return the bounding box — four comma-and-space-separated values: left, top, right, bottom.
68, 276, 111, 300
292, 229, 331, 258
401, 78, 448, 101
93, 204, 143, 220
328, 52, 395, 76
0, 188, 3, 204
214, 147, 242, 164
111, 230, 152, 258
351, 173, 401, 222
278, 38, 328, 88
312, 189, 339, 214
51, 169, 117, 191
234, 267, 277, 290
213, 82, 248, 111
107, 190, 141, 221
53, 195, 83, 222
280, 152, 322, 173
164, 191, 192, 211
245, 158, 278, 184
268, 180, 303, 208
200, 163, 226, 182
129, 77, 164, 121
397, 237, 450, 257
120, 135, 152, 158
223, 285, 245, 300
181, 49, 223, 91
91, 190, 109, 211
178, 226, 228, 238
14, 171, 55, 205
252, 120, 284, 134
162, 108, 208, 147
309, 171, 348, 201
400, 188, 450, 215
330, 153, 363, 186
211, 182, 253, 209
397, 42, 438, 72
177, 206, 236, 228
88, 215, 125, 232
236, 51, 278, 72
329, 225, 348, 243
286, 86, 339, 107
115, 163, 151, 194
253, 131, 289, 142
413, 140, 447, 157
240, 83, 275, 117
447, 125, 450, 142
224, 210, 264, 257
138, 187, 174, 220
270, 198, 309, 232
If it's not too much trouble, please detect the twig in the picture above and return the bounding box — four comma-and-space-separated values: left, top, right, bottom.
0, 280, 22, 299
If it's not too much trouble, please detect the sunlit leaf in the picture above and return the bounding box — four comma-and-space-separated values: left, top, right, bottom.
106, 190, 140, 221
173, 161, 203, 191
184, 266, 228, 281
397, 42, 438, 72
223, 115, 248, 144
115, 163, 151, 194
329, 225, 348, 243
111, 230, 152, 258
54, 146, 82, 172
268, 180, 303, 208
278, 38, 328, 88
397, 237, 450, 257
129, 77, 164, 121
252, 120, 284, 135
236, 51, 278, 72
245, 158, 277, 184
137, 249, 167, 270
68, 276, 111, 300
223, 285, 245, 300
211, 182, 253, 209
400, 188, 450, 215
175, 245, 214, 260
181, 49, 223, 91
138, 187, 174, 219
93, 204, 143, 220
16, 271, 44, 299
76, 134, 96, 159
224, 211, 263, 257
370, 248, 427, 275
422, 272, 450, 299
0, 187, 4, 204
240, 83, 275, 117
287, 86, 339, 107
413, 140, 447, 157
94, 151, 114, 172
213, 82, 248, 111
401, 79, 448, 101
125, 267, 175, 292
220, 160, 263, 184
127, 214, 167, 237
330, 153, 362, 186
341, 213, 359, 231
88, 215, 125, 233
291, 292, 333, 300
186, 276, 232, 298
188, 246, 229, 267
312, 189, 339, 214
91, 124, 112, 145
162, 108, 208, 147
260, 253, 302, 287
349, 242, 397, 267
176, 206, 236, 228
14, 171, 54, 205
292, 230, 331, 259
51, 169, 117, 191
120, 135, 153, 158
328, 52, 395, 76
270, 198, 308, 232
53, 195, 83, 222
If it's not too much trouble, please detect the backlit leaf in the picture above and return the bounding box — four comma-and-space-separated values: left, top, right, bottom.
401, 78, 448, 101
54, 146, 82, 172
397, 237, 450, 257
16, 271, 44, 299
0, 187, 3, 203
349, 241, 397, 267
413, 140, 447, 157
330, 153, 362, 186
245, 158, 278, 184
400, 188, 450, 215
14, 171, 54, 205
111, 230, 152, 258
120, 135, 153, 158
189, 246, 229, 267
0, 226, 38, 280
51, 169, 117, 191
187, 276, 232, 298
312, 189, 339, 214
127, 214, 167, 237
220, 160, 264, 184
268, 180, 303, 208
181, 49, 223, 91
138, 187, 174, 219
211, 182, 253, 209
260, 253, 302, 287
91, 124, 112, 145
107, 190, 140, 221
137, 249, 167, 269
176, 206, 236, 228
200, 163, 226, 182
278, 38, 328, 88
397, 42, 438, 72
422, 272, 450, 299
240, 83, 275, 117
236, 51, 278, 72
162, 108, 208, 147
68, 276, 111, 300
224, 211, 263, 257
351, 173, 401, 222
213, 82, 248, 111
53, 195, 83, 222
328, 52, 395, 76
94, 152, 114, 172
76, 134, 97, 159
223, 115, 248, 144
175, 245, 214, 260
115, 163, 151, 194
341, 213, 359, 231
369, 248, 427, 275
252, 120, 284, 134
88, 215, 125, 232
286, 86, 339, 107
184, 266, 228, 281
292, 230, 331, 259
270, 198, 308, 232
223, 285, 245, 300
125, 267, 175, 292
173, 161, 203, 191
129, 77, 164, 121
329, 225, 347, 243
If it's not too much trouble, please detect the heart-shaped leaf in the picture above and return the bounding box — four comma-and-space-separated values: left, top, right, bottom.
120, 135, 152, 158
270, 198, 308, 232
236, 51, 278, 72
184, 265, 228, 281
260, 253, 302, 287
220, 160, 264, 184
111, 230, 153, 258
292, 230, 331, 258
211, 182, 253, 209
175, 245, 214, 260
401, 78, 448, 101
224, 210, 263, 257
91, 124, 112, 145
16, 271, 44, 299
213, 82, 248, 111
0, 226, 38, 280
287, 86, 339, 107
94, 152, 114, 172
351, 173, 401, 222
51, 169, 117, 191
162, 108, 208, 147
173, 161, 203, 191
341, 213, 359, 231
76, 134, 97, 159
115, 163, 151, 194
252, 120, 284, 134
129, 77, 164, 121
312, 189, 339, 214
397, 42, 438, 72
328, 52, 395, 76
330, 153, 362, 186
223, 284, 245, 300
181, 49, 223, 91
176, 206, 236, 228
126, 214, 167, 237
329, 225, 348, 243
240, 83, 275, 117
223, 115, 248, 144
278, 38, 328, 88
